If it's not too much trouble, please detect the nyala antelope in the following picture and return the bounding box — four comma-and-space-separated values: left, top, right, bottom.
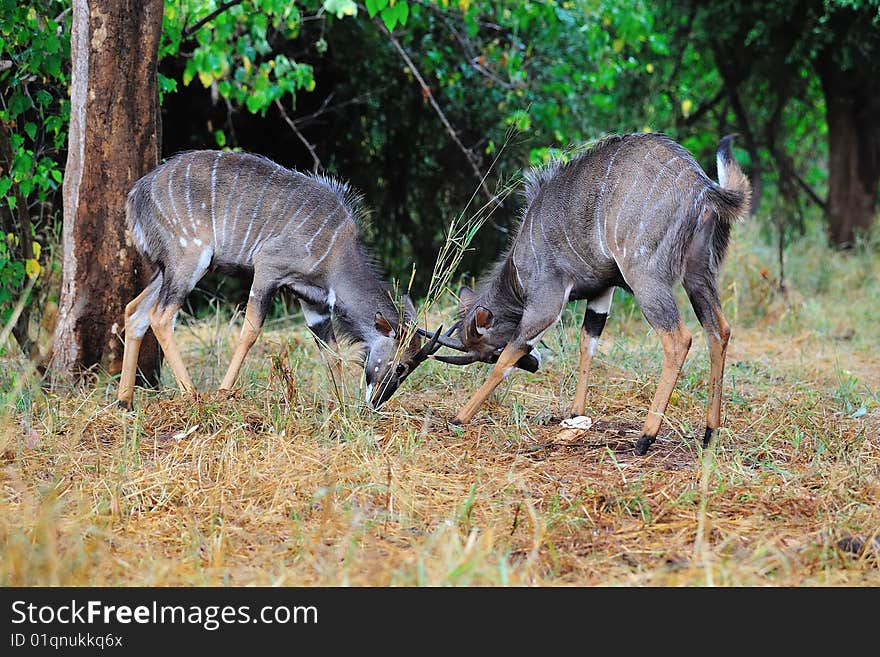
117, 150, 442, 409
425, 133, 751, 455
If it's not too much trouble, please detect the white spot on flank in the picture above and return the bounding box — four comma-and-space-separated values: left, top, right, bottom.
374, 366, 379, 373
190, 247, 213, 288
179, 237, 187, 247
200, 202, 206, 210
194, 238, 203, 247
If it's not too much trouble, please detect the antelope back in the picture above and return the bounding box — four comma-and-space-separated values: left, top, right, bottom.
126, 150, 360, 278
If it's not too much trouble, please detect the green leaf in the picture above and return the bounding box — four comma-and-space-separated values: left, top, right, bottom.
322, 0, 357, 20
380, 6, 398, 31
24, 122, 36, 140
365, 0, 388, 18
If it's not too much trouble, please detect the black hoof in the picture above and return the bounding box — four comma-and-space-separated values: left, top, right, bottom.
448, 417, 464, 427
634, 434, 655, 456
117, 399, 133, 411
702, 426, 714, 448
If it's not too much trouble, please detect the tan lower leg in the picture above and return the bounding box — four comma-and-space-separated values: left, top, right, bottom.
571, 328, 596, 416
705, 311, 731, 430
219, 303, 262, 391
117, 287, 159, 406
453, 344, 528, 424
150, 304, 196, 396
641, 321, 692, 437
117, 334, 143, 407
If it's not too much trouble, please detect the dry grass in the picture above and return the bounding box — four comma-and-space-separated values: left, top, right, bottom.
1, 223, 878, 586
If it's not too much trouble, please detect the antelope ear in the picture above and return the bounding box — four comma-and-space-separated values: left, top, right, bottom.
458, 286, 477, 312
375, 311, 396, 338
401, 294, 417, 321
473, 306, 494, 335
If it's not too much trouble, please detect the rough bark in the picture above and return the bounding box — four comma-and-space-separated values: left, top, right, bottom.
820, 67, 880, 247
53, 0, 164, 383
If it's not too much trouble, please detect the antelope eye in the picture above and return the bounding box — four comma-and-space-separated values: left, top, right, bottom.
395, 363, 409, 377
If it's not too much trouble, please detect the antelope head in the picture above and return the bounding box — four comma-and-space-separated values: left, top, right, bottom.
418, 286, 540, 372
366, 296, 445, 408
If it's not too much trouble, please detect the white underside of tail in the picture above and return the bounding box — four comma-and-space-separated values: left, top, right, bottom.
716, 153, 729, 187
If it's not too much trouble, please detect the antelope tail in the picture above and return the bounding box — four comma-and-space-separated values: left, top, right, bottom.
710, 133, 752, 224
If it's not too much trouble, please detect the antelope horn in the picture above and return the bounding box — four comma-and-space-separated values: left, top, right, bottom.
412, 324, 443, 363
432, 353, 480, 366
416, 321, 467, 352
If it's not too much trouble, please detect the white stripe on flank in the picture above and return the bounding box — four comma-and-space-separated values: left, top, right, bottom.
238, 169, 277, 261
636, 156, 679, 220
210, 151, 222, 249
227, 164, 255, 254
167, 158, 188, 236
291, 200, 320, 236
612, 145, 658, 251
693, 185, 708, 211
179, 236, 187, 248
220, 166, 242, 250
594, 150, 620, 258
184, 153, 196, 231
149, 175, 176, 234
327, 288, 336, 309
304, 206, 342, 253
247, 181, 300, 261
644, 166, 687, 219
528, 196, 542, 265
307, 223, 344, 272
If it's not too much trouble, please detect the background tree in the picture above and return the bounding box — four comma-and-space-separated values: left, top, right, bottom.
0, 0, 70, 359
665, 0, 880, 250
52, 0, 164, 383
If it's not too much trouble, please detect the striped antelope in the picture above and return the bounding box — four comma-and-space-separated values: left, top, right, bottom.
424, 133, 751, 455
116, 150, 442, 409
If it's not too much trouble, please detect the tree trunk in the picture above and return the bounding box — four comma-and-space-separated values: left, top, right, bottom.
819, 56, 880, 247
53, 0, 164, 384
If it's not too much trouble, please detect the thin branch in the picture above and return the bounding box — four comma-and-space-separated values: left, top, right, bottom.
182, 0, 245, 38
790, 171, 826, 211
439, 15, 523, 90
375, 18, 495, 205
274, 98, 321, 172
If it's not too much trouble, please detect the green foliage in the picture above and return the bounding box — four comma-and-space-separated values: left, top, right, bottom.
0, 0, 69, 326
159, 1, 336, 127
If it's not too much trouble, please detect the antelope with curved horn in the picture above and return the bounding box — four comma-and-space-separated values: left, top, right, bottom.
427, 133, 751, 455
117, 150, 442, 409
